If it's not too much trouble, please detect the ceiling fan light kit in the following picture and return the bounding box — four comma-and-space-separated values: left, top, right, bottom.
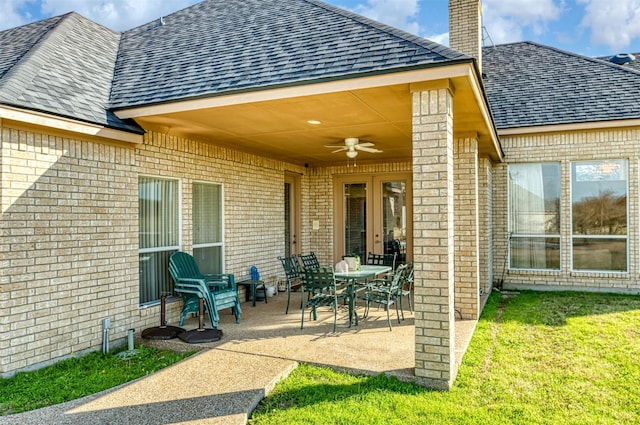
344, 137, 359, 147
325, 137, 383, 160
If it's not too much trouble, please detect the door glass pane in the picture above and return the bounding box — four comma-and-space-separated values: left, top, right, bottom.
382, 181, 407, 264
344, 183, 366, 258
284, 182, 291, 257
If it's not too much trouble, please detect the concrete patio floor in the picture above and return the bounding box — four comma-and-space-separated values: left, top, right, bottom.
151, 289, 476, 380
0, 291, 477, 425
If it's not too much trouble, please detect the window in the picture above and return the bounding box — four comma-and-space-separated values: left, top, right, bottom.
193, 182, 223, 274
571, 160, 627, 272
508, 163, 561, 270
138, 176, 180, 305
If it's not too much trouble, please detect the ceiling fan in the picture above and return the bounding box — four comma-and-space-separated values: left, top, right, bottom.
325, 137, 382, 158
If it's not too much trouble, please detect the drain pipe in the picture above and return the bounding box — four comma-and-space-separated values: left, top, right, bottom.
127, 328, 135, 351
102, 318, 111, 354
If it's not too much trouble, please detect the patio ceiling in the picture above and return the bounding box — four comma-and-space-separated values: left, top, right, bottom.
117, 67, 501, 167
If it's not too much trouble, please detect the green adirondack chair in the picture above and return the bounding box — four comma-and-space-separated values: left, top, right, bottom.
168, 252, 241, 328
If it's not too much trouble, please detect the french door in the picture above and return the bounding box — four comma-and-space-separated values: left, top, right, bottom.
284, 173, 301, 257
333, 173, 411, 264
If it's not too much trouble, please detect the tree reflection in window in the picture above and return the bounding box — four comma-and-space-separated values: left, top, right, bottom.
571, 160, 627, 271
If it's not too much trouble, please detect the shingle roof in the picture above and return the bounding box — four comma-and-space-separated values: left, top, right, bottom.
482, 42, 640, 129
0, 15, 63, 81
110, 0, 469, 109
0, 13, 143, 133
5, 1, 638, 135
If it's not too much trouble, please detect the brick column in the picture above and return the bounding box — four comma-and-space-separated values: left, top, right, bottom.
477, 158, 493, 299
454, 137, 480, 319
411, 82, 456, 390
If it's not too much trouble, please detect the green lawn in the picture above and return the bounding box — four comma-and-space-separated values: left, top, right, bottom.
1, 291, 638, 423
249, 291, 640, 424
0, 345, 193, 415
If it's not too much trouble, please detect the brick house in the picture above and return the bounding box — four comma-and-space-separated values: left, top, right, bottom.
1, 0, 639, 390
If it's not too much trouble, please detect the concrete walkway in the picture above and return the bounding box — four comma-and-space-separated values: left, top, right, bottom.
0, 349, 296, 425
0, 292, 477, 425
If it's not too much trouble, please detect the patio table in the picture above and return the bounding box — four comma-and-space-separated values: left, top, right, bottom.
237, 279, 267, 307
334, 265, 392, 327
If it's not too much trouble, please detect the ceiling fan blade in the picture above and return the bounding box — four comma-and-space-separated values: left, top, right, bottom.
330, 147, 348, 153
356, 146, 382, 153
357, 142, 375, 147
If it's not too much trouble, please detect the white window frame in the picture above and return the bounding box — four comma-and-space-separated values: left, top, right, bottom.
569, 160, 629, 273
138, 175, 182, 306
192, 181, 225, 273
507, 162, 561, 271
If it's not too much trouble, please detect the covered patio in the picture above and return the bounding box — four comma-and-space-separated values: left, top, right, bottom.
0, 0, 500, 389
146, 290, 477, 383
121, 18, 501, 389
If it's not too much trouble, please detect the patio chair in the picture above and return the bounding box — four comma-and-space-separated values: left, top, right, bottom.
278, 255, 303, 314
169, 252, 241, 328
298, 252, 320, 270
398, 262, 414, 314
300, 266, 346, 332
359, 263, 408, 330
391, 239, 406, 265
366, 252, 397, 270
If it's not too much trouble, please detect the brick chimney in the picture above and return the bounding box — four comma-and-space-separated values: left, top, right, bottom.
449, 0, 483, 73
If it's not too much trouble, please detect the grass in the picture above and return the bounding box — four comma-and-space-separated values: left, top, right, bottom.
0, 345, 193, 415
249, 290, 640, 424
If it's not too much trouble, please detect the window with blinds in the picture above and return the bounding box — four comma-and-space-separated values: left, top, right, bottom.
192, 182, 223, 274
138, 176, 179, 305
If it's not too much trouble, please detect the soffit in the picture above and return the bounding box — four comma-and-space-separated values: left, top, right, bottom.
129, 72, 499, 166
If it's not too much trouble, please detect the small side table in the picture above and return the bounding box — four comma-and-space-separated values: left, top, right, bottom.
237, 279, 267, 306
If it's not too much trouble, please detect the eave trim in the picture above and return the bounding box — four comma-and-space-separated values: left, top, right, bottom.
467, 59, 503, 161
498, 119, 640, 136
0, 106, 143, 144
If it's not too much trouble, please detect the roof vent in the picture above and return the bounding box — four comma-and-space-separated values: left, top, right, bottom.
609, 53, 636, 65
157, 16, 165, 27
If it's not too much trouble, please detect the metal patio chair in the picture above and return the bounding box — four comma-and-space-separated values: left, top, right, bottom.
278, 255, 303, 314
298, 252, 320, 270
398, 261, 414, 314
300, 266, 347, 332
358, 263, 409, 330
